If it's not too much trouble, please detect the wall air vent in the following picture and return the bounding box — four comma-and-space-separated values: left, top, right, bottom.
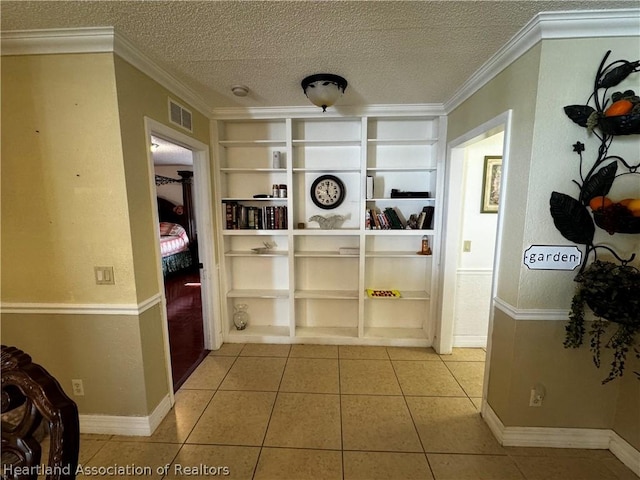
168, 99, 193, 132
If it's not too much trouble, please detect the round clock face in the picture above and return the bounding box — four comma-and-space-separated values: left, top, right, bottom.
310, 175, 346, 209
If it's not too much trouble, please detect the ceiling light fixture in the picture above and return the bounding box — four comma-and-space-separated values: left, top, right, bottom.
231, 85, 250, 97
301, 74, 347, 112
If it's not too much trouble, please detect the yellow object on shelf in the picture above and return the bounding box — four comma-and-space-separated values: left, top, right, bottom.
366, 289, 401, 298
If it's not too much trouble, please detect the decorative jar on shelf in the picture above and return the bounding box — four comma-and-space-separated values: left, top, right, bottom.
233, 304, 249, 330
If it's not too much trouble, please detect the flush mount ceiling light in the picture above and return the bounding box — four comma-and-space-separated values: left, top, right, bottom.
231, 85, 250, 97
301, 74, 348, 112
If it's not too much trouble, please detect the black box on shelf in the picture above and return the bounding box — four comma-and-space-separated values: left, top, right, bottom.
390, 189, 430, 198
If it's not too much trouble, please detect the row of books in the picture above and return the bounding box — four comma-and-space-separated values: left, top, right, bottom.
366, 206, 434, 230
223, 202, 288, 230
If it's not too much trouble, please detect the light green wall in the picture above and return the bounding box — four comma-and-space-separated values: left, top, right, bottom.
448, 44, 541, 308
1, 54, 136, 304
113, 56, 210, 303
0, 312, 148, 415
112, 56, 212, 412
1, 52, 211, 418
450, 37, 639, 449
520, 38, 640, 309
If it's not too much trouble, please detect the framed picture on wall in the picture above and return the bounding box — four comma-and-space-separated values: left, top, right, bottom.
481, 156, 502, 213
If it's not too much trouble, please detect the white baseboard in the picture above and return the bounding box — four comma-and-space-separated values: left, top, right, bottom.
79, 394, 172, 436
609, 430, 640, 478
453, 335, 487, 347
482, 401, 640, 477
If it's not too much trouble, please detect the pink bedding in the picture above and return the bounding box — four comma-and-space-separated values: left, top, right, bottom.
159, 222, 190, 257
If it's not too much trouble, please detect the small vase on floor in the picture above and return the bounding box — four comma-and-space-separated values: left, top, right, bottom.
233, 304, 249, 330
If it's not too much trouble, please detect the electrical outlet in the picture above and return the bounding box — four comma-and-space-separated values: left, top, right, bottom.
71, 379, 84, 396
529, 387, 544, 407
463, 240, 472, 252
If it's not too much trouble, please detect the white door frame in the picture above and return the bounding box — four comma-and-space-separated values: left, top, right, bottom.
144, 117, 222, 402
437, 111, 512, 409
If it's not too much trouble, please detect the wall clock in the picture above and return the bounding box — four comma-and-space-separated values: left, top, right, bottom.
310, 174, 346, 209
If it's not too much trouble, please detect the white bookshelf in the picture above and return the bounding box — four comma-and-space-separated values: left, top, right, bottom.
214, 113, 446, 345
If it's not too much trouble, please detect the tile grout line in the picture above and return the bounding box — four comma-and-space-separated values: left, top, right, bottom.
338, 347, 345, 480
387, 347, 438, 479
251, 346, 292, 480
161, 346, 246, 479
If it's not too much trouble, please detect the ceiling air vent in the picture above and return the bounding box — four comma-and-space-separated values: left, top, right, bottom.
168, 99, 193, 132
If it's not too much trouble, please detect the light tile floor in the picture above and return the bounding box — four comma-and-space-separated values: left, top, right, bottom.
75, 344, 638, 480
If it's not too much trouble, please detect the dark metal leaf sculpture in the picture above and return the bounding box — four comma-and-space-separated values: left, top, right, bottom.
598, 61, 640, 89
550, 192, 595, 245
579, 162, 618, 204
564, 105, 596, 127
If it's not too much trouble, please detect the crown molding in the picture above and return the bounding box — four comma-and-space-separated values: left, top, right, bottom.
2, 9, 638, 119
444, 8, 640, 114
1, 27, 116, 55
210, 103, 446, 120
0, 26, 210, 117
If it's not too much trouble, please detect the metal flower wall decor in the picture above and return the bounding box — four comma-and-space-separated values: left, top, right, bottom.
549, 50, 640, 384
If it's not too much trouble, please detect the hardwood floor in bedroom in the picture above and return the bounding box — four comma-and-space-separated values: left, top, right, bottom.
164, 268, 208, 391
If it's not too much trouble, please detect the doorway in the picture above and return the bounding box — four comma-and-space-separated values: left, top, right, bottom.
437, 111, 512, 411
144, 118, 222, 395
452, 132, 503, 347
152, 137, 207, 390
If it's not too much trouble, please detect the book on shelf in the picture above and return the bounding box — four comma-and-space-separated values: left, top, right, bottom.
366, 289, 401, 298
223, 201, 287, 230
383, 207, 405, 229
365, 205, 433, 231
366, 207, 406, 230
420, 206, 434, 229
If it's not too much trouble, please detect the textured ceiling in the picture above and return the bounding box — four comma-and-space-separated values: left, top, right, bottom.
2, 1, 637, 110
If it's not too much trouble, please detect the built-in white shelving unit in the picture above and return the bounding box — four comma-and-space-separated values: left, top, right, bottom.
213, 111, 446, 346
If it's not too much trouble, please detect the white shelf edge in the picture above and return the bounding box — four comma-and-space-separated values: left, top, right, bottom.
365, 251, 433, 258
294, 251, 359, 258
292, 168, 360, 173
226, 325, 291, 338
294, 290, 359, 299
293, 229, 360, 236
367, 138, 438, 145
365, 229, 435, 236
227, 289, 289, 298
292, 140, 361, 146
362, 327, 429, 341
219, 140, 286, 146
365, 197, 435, 201
365, 290, 430, 300
221, 197, 288, 201
222, 230, 289, 236
294, 326, 358, 339
220, 168, 287, 173
366, 167, 437, 172
225, 251, 289, 257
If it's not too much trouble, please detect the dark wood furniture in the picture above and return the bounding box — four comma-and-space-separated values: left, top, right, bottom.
1, 345, 79, 480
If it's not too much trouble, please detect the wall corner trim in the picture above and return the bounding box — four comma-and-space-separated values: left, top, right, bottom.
445, 8, 640, 113
493, 297, 568, 321
482, 401, 640, 477
78, 394, 172, 436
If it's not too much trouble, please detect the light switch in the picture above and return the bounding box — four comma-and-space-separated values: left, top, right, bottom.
463, 240, 472, 252
94, 266, 115, 285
